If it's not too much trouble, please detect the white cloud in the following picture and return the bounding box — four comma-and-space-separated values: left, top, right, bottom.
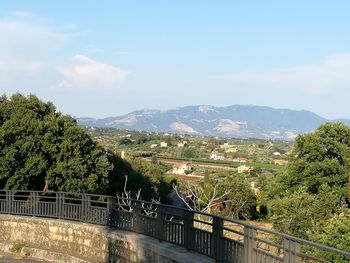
0, 13, 73, 54
58, 54, 128, 90
0, 12, 125, 92
227, 53, 350, 94
0, 11, 76, 89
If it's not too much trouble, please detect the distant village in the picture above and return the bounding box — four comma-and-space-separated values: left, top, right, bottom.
107, 129, 291, 180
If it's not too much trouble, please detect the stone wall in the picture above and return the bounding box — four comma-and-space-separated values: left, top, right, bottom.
0, 214, 214, 263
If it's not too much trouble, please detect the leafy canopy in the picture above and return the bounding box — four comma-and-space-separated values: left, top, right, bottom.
276, 123, 350, 196
0, 94, 112, 193
265, 123, 350, 255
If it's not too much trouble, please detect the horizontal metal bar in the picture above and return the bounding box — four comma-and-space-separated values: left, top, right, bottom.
254, 237, 284, 250
193, 218, 213, 226
222, 227, 244, 236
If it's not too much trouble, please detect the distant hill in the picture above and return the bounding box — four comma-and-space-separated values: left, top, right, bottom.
77, 105, 350, 140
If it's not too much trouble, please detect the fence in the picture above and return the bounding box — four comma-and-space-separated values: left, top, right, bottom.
0, 190, 349, 263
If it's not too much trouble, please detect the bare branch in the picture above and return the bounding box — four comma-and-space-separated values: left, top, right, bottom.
172, 182, 229, 214
116, 175, 160, 217
173, 183, 193, 210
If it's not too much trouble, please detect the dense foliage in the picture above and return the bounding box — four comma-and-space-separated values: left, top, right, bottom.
217, 174, 257, 219
281, 123, 350, 195
266, 123, 350, 257
0, 94, 112, 193
307, 210, 350, 262
0, 94, 173, 201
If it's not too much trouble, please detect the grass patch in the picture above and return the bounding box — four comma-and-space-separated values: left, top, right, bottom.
10, 243, 24, 254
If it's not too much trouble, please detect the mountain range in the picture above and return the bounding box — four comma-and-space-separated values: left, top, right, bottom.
77, 105, 350, 140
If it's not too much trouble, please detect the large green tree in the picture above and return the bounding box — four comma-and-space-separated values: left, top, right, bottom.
0, 94, 112, 193
266, 123, 350, 251
275, 123, 350, 196
218, 174, 257, 219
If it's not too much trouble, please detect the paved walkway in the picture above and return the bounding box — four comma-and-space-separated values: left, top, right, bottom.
0, 253, 50, 262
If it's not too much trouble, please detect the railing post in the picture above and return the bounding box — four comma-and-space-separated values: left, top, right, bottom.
81, 194, 89, 222
212, 216, 224, 262
184, 210, 195, 251
244, 226, 257, 263
156, 206, 164, 241
6, 190, 13, 214
32, 192, 39, 216
57, 192, 64, 219
107, 196, 116, 227
134, 200, 142, 234
283, 238, 300, 263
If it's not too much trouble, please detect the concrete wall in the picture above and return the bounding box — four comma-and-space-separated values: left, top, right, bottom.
0, 214, 214, 263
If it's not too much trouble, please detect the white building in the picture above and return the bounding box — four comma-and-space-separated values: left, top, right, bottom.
171, 162, 192, 175
210, 153, 226, 160
177, 143, 184, 148
150, 144, 158, 149
160, 142, 168, 147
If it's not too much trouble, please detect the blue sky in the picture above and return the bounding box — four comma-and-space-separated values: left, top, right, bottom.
1, 1, 350, 119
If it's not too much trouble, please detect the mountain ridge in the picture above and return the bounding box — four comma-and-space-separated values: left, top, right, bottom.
77, 105, 349, 140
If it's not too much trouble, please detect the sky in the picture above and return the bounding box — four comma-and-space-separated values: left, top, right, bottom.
1, 1, 350, 119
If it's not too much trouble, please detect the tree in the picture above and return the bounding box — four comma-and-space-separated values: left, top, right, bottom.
173, 173, 228, 214
268, 185, 345, 238
217, 175, 257, 219
119, 137, 133, 145
0, 94, 113, 193
276, 123, 350, 196
306, 209, 350, 263
116, 175, 160, 217
265, 123, 350, 241
173, 173, 257, 219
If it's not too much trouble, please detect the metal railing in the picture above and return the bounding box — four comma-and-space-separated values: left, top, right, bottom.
0, 190, 349, 263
